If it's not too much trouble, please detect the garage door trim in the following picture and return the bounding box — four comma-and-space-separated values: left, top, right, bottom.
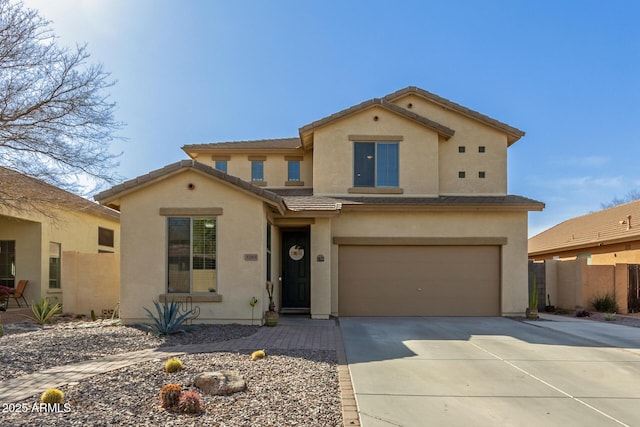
333, 236, 507, 246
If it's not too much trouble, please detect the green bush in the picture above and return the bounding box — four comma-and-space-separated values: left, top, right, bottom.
591, 294, 619, 313
26, 299, 62, 324
143, 300, 191, 335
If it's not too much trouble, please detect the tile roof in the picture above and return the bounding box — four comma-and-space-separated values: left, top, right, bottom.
283, 194, 544, 212
0, 167, 120, 220
528, 200, 640, 255
383, 86, 525, 145
182, 137, 302, 151
94, 160, 286, 213
298, 98, 455, 143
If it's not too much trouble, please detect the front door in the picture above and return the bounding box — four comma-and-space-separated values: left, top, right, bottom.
281, 230, 310, 311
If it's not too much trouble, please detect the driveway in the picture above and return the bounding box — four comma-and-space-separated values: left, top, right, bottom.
340, 316, 640, 427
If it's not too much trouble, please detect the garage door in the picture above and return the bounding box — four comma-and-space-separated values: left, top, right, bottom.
338, 245, 500, 316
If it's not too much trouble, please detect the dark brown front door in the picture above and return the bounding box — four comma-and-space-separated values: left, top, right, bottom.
281, 231, 310, 310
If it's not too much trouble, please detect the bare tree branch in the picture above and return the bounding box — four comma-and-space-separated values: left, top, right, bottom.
0, 0, 124, 215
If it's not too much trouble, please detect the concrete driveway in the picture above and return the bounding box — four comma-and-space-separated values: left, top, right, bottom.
340, 316, 640, 427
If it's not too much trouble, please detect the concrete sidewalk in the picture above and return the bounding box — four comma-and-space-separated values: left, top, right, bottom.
529, 313, 640, 350
0, 317, 359, 426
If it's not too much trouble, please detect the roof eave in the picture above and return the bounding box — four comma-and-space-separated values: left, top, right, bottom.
529, 233, 640, 257
384, 86, 525, 146
298, 98, 455, 149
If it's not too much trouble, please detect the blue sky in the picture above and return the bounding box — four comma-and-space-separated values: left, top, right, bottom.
23, 0, 640, 237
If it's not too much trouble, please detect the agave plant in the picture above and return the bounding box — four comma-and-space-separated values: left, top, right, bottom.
143, 299, 192, 335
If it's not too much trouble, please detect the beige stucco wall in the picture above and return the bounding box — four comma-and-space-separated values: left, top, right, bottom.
118, 169, 270, 324
62, 251, 120, 317
544, 259, 629, 313
195, 152, 313, 189
310, 218, 332, 319
390, 94, 508, 196
330, 210, 529, 316
312, 106, 441, 196
0, 208, 119, 307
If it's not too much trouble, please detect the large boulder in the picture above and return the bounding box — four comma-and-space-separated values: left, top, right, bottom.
194, 370, 246, 395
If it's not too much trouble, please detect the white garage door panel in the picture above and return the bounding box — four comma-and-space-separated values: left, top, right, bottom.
338, 245, 500, 316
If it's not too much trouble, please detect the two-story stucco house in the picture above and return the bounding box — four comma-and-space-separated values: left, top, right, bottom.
95, 87, 543, 323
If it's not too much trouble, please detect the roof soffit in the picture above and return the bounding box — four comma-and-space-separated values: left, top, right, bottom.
94, 160, 286, 214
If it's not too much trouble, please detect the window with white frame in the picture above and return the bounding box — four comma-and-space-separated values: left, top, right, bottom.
167, 217, 217, 293
353, 141, 399, 187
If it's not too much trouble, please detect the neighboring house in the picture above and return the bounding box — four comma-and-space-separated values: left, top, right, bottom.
0, 167, 120, 313
95, 86, 543, 323
528, 200, 640, 264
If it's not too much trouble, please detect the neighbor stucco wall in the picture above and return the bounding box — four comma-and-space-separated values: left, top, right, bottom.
62, 251, 120, 317
0, 209, 119, 308
0, 216, 41, 304
118, 169, 269, 324
331, 210, 529, 316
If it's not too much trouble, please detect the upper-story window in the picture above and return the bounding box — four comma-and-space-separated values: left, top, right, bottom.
251, 161, 264, 182
288, 161, 300, 181
98, 227, 114, 248
214, 160, 228, 173
354, 142, 399, 187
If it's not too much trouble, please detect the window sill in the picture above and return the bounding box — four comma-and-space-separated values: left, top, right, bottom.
348, 187, 404, 194
47, 289, 63, 293
285, 180, 304, 186
251, 180, 267, 187
160, 293, 223, 303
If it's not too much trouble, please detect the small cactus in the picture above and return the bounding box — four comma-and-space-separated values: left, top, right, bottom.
178, 390, 204, 414
251, 349, 266, 360
40, 388, 64, 404
164, 357, 183, 373
159, 384, 182, 409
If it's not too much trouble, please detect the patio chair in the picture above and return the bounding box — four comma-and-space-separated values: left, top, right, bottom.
9, 280, 29, 307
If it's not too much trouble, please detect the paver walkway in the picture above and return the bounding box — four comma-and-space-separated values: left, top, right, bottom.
0, 317, 359, 426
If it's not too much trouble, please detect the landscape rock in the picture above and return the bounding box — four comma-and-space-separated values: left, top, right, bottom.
194, 370, 246, 395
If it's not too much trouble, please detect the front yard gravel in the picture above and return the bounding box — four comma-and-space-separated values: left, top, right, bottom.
0, 319, 342, 426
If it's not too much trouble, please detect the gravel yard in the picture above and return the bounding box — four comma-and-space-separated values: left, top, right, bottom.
0, 320, 342, 426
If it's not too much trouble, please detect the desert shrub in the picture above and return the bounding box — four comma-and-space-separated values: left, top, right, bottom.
40, 388, 64, 404
178, 390, 204, 414
164, 357, 183, 373
159, 384, 183, 409
591, 294, 619, 313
